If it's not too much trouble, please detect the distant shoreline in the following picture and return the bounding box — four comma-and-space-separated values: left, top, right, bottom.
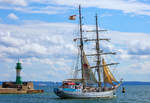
0, 81, 150, 86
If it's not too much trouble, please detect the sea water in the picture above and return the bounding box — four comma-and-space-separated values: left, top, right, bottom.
0, 84, 149, 103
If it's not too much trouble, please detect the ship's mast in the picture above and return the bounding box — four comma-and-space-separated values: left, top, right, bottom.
79, 5, 84, 85
85, 14, 118, 87
95, 14, 101, 87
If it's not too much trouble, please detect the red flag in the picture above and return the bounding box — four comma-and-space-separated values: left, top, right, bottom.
69, 15, 76, 20
83, 64, 88, 69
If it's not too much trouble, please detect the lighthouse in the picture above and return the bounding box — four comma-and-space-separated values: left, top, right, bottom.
16, 60, 22, 85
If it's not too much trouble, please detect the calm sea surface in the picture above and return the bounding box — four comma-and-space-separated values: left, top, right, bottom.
0, 85, 150, 103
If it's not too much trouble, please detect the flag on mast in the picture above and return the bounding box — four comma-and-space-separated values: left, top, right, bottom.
69, 15, 76, 20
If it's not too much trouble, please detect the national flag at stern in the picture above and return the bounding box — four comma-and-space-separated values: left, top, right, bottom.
69, 15, 76, 20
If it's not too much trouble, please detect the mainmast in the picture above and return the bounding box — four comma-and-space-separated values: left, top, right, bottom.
84, 14, 119, 87
79, 5, 84, 85
95, 14, 101, 87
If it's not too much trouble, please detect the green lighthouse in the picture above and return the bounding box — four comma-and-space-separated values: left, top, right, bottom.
16, 60, 22, 85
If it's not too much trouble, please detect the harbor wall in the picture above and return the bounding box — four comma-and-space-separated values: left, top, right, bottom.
0, 82, 43, 94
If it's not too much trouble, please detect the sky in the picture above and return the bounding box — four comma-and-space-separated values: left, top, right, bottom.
0, 0, 150, 82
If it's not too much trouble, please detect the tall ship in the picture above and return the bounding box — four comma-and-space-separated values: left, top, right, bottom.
54, 5, 122, 99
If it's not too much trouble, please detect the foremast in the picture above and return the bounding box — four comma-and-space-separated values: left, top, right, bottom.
78, 5, 85, 87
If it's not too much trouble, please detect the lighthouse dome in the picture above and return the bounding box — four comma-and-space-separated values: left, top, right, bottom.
16, 62, 22, 70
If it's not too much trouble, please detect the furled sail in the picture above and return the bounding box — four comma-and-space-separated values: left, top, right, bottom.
82, 51, 97, 83
102, 58, 118, 85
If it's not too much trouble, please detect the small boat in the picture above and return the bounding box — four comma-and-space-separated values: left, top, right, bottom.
54, 5, 122, 99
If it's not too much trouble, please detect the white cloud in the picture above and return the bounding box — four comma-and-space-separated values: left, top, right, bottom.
50, 0, 150, 16
0, 21, 78, 81
7, 13, 19, 20
0, 5, 71, 15
0, 21, 77, 61
120, 61, 150, 79
0, 21, 150, 81
107, 31, 150, 55
0, 0, 150, 15
0, 0, 27, 6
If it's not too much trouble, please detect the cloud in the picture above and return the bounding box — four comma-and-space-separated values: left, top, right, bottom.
7, 13, 19, 20
0, 21, 77, 61
0, 21, 78, 81
127, 40, 150, 55
50, 0, 150, 16
1, 0, 150, 16
13, 6, 70, 15
0, 0, 27, 6
0, 21, 150, 81
107, 31, 150, 55
0, 5, 71, 15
